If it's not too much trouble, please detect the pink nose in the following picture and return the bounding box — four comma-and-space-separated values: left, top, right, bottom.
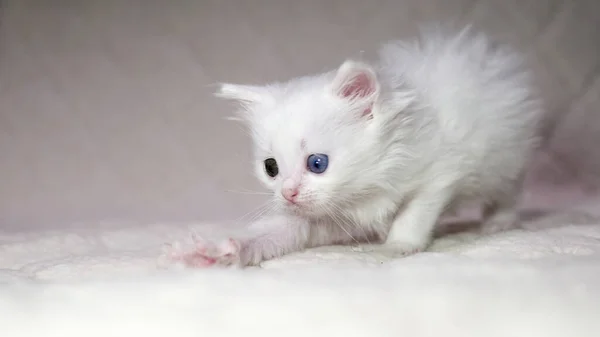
282, 187, 299, 203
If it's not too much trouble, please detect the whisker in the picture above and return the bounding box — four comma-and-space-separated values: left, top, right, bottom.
301, 188, 373, 246
250, 201, 279, 223
327, 202, 372, 245
320, 203, 386, 262
250, 201, 278, 223
318, 204, 361, 246
234, 199, 274, 224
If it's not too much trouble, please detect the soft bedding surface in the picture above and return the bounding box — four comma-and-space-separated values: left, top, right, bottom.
2, 200, 600, 337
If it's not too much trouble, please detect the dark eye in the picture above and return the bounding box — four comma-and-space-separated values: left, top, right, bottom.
307, 153, 329, 174
264, 158, 279, 177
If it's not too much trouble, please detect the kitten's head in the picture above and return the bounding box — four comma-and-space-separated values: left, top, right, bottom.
216, 60, 405, 218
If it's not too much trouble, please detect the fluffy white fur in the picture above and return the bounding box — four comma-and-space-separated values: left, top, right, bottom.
167, 25, 543, 267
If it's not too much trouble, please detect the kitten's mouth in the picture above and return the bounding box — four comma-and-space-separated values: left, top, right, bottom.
284, 201, 309, 215
284, 201, 324, 218
286, 201, 303, 210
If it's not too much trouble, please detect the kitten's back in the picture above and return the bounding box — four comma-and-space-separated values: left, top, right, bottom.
378, 25, 543, 198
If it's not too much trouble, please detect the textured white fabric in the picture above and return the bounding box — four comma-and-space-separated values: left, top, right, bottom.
2, 201, 600, 336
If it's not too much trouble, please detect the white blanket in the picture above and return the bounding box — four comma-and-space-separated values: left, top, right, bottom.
2, 203, 600, 337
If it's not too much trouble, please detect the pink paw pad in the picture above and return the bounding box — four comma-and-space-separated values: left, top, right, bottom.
218, 238, 241, 257
163, 236, 242, 268
162, 242, 217, 268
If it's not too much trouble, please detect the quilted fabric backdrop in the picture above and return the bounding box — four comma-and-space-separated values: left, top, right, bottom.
0, 0, 598, 230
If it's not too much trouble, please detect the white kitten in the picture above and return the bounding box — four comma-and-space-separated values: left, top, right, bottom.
166, 25, 543, 267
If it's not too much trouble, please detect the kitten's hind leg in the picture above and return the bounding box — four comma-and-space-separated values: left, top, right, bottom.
480, 198, 520, 235
481, 173, 525, 235
480, 176, 524, 235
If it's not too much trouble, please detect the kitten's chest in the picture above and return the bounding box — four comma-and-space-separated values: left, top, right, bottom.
309, 212, 389, 245
325, 195, 399, 237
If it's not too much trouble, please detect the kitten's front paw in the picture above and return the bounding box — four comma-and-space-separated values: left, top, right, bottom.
356, 241, 426, 258
161, 235, 242, 268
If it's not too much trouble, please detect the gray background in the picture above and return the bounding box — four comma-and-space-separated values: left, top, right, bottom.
0, 0, 598, 231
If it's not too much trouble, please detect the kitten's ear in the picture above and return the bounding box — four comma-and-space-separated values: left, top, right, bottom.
330, 60, 380, 104
214, 83, 273, 106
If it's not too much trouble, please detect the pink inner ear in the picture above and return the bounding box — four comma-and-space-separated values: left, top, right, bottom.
341, 72, 376, 99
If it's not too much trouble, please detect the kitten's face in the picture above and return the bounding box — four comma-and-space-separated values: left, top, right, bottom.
251, 95, 377, 218
217, 61, 384, 218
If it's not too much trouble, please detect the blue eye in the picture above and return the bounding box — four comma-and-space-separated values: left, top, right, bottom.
307, 153, 329, 174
